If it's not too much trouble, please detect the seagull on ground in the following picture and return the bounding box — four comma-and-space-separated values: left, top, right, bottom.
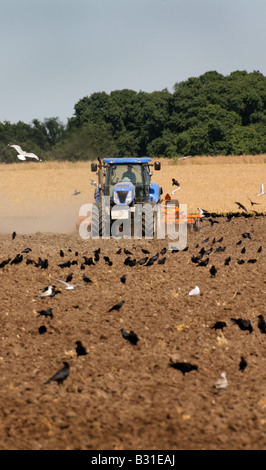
257, 184, 264, 196
52, 277, 86, 290
214, 372, 228, 390
8, 144, 42, 161
38, 285, 59, 298
187, 285, 200, 296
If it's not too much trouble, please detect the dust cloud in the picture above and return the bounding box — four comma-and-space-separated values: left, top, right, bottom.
0, 199, 80, 234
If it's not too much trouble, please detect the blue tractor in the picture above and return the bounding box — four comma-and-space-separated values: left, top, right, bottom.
90, 157, 163, 237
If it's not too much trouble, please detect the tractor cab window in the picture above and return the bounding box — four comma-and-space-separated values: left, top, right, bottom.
105, 163, 150, 199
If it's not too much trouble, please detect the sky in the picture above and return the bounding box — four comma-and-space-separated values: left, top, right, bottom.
1, 0, 266, 125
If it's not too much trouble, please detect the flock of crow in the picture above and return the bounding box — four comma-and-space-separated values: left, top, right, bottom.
2, 204, 264, 390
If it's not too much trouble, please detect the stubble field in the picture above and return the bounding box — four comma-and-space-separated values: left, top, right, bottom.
0, 155, 265, 450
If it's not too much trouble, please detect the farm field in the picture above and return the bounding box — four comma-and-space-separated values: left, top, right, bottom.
0, 155, 265, 450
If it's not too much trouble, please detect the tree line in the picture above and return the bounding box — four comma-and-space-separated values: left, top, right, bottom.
1, 70, 266, 163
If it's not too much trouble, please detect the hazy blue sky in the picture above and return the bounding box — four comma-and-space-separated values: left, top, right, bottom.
1, 0, 266, 124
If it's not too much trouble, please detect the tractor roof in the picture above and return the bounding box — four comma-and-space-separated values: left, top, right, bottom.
102, 157, 152, 164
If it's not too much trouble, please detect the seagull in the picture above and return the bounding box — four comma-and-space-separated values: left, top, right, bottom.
170, 187, 181, 195
178, 155, 194, 162
214, 372, 228, 390
187, 285, 200, 296
257, 184, 264, 196
52, 278, 86, 290
38, 285, 59, 298
8, 144, 42, 161
197, 208, 210, 217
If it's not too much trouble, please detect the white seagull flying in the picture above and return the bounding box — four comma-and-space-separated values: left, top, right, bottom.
8, 144, 42, 161
52, 277, 85, 290
170, 187, 181, 196
257, 183, 264, 196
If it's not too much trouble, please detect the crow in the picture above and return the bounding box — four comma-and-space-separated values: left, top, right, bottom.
0, 258, 11, 268
169, 360, 198, 376
59, 250, 64, 257
191, 254, 203, 264
197, 257, 209, 267
248, 196, 260, 206
116, 248, 122, 254
247, 259, 257, 264
38, 325, 47, 335
94, 249, 100, 262
120, 274, 127, 284
82, 273, 92, 283
58, 261, 71, 269
37, 308, 54, 319
235, 202, 248, 212
66, 272, 73, 283
258, 246, 262, 253
11, 254, 23, 265
209, 265, 217, 277
172, 178, 180, 187
83, 256, 95, 266
224, 256, 231, 266
209, 218, 219, 226
44, 362, 70, 385
37, 258, 48, 269
21, 248, 32, 254
137, 256, 149, 266
108, 300, 125, 312
146, 253, 159, 266
75, 341, 88, 357
211, 321, 227, 332
104, 256, 112, 265
12, 231, 16, 240
124, 257, 136, 267
121, 328, 139, 345
158, 257, 166, 265
257, 315, 266, 334
141, 248, 150, 254
241, 247, 246, 254
237, 259, 245, 264
242, 232, 252, 239
160, 247, 167, 255
124, 249, 133, 255
214, 246, 226, 253
231, 318, 253, 334
239, 356, 247, 372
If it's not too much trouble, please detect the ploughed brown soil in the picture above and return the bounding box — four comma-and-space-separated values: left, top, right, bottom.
0, 214, 265, 450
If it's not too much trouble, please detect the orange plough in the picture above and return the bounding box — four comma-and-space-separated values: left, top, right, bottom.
159, 194, 202, 231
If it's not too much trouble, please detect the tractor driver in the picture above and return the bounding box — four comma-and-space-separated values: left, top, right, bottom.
122, 165, 136, 184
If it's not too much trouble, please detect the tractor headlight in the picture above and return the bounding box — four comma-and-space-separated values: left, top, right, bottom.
125, 190, 133, 205
113, 191, 120, 204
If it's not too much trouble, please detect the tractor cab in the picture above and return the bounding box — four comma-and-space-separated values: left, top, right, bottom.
91, 157, 162, 205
